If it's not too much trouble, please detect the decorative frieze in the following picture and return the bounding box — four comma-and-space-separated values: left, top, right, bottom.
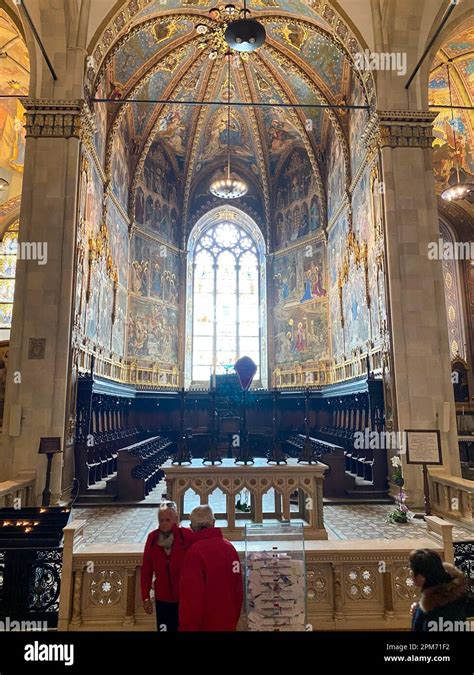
23, 99, 95, 140
377, 110, 438, 149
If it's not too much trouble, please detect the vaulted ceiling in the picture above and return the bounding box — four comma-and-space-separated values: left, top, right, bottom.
429, 17, 474, 218
88, 0, 372, 228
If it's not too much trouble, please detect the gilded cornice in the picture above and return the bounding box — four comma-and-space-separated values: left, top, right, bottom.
23, 99, 90, 139
376, 110, 438, 149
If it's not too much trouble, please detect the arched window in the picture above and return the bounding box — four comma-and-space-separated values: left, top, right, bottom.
0, 219, 19, 332
185, 208, 267, 388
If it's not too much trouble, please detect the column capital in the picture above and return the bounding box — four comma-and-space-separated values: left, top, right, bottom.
23, 99, 96, 140
375, 110, 438, 149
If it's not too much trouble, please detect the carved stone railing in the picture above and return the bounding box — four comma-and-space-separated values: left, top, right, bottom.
0, 475, 36, 507
58, 516, 454, 631
429, 470, 474, 527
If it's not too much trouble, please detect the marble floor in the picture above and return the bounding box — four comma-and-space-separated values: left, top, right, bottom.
71, 487, 473, 546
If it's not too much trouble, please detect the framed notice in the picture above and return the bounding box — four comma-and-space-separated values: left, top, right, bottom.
405, 430, 442, 465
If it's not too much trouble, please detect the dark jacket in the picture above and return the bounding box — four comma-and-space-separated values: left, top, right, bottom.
412, 563, 469, 632
141, 525, 194, 603
179, 527, 243, 631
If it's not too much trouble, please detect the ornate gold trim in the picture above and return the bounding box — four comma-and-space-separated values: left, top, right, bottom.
377, 110, 437, 149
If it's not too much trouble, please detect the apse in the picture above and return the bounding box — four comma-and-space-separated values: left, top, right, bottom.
78, 0, 385, 389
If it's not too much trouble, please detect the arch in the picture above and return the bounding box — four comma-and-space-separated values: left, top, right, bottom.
185, 206, 267, 389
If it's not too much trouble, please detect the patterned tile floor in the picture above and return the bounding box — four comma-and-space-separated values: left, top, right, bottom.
72, 488, 473, 546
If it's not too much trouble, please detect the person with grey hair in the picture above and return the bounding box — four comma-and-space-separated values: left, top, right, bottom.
179, 505, 243, 631
141, 500, 194, 632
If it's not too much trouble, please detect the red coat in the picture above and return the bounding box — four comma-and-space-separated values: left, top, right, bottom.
179, 528, 243, 631
141, 525, 194, 603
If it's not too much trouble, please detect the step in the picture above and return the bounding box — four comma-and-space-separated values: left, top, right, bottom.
345, 489, 392, 501
324, 496, 394, 505
73, 494, 116, 506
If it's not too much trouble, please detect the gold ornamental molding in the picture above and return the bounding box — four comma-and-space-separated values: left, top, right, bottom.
23, 99, 95, 140
376, 110, 438, 149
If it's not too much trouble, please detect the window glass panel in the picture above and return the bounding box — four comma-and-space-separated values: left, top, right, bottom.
193, 336, 213, 353
194, 350, 213, 367
0, 221, 18, 328
191, 221, 261, 382
192, 365, 212, 382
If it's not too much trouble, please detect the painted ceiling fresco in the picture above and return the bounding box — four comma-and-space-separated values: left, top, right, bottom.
0, 9, 29, 210
0, 9, 29, 96
429, 19, 474, 204
91, 1, 370, 230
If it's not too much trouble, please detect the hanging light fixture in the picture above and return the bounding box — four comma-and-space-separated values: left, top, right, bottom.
225, 0, 266, 53
441, 60, 474, 204
210, 53, 248, 200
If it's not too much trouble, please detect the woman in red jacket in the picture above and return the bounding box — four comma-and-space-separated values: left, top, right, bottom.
141, 501, 194, 632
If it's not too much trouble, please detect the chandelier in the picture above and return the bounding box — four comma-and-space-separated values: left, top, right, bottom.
209, 53, 248, 200
441, 60, 474, 204
196, 2, 265, 60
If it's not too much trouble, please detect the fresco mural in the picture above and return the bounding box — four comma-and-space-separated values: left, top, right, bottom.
327, 210, 348, 358
110, 113, 132, 210
135, 140, 180, 245
351, 167, 371, 242
274, 148, 322, 247
112, 288, 128, 356
348, 72, 370, 178
266, 21, 345, 94
272, 242, 329, 365
0, 99, 26, 207
132, 0, 330, 24
342, 263, 369, 353
130, 233, 180, 306
128, 232, 180, 366
107, 200, 129, 288
128, 297, 179, 364
326, 124, 346, 222
74, 150, 130, 357
106, 20, 194, 91
429, 60, 474, 190
93, 76, 108, 167
0, 11, 28, 210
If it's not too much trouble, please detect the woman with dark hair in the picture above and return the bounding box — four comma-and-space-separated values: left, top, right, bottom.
409, 549, 469, 632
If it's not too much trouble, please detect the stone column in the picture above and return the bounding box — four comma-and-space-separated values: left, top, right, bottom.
377, 110, 461, 506
0, 100, 91, 504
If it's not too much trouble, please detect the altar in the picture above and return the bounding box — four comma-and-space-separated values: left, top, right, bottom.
163, 458, 328, 540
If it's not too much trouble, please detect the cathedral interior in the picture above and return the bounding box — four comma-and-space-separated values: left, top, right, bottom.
0, 0, 473, 638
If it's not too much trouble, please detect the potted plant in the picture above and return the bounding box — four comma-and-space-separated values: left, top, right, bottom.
388, 455, 409, 524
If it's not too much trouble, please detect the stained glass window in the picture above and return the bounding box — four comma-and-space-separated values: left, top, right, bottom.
191, 221, 261, 383
0, 220, 19, 329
